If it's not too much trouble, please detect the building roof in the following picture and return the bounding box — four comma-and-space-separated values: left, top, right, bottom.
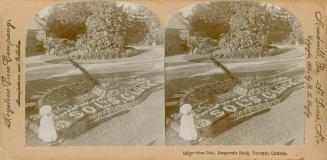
28, 15, 47, 31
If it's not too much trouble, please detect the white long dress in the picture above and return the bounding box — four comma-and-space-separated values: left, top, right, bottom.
179, 104, 198, 141
38, 105, 58, 142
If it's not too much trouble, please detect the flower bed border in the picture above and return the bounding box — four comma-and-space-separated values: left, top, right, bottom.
167, 77, 304, 138
26, 79, 163, 143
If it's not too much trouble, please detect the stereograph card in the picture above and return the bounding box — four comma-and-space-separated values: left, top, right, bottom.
0, 0, 326, 159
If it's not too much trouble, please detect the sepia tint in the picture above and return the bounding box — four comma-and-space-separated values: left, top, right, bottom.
24, 0, 305, 147
25, 1, 165, 146
165, 1, 304, 146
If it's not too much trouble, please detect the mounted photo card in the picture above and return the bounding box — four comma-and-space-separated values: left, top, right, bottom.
0, 0, 326, 160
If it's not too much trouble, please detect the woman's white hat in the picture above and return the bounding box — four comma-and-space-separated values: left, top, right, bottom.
180, 104, 192, 114
39, 105, 52, 115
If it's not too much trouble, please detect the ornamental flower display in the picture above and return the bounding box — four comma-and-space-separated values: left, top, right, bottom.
209, 109, 226, 118
170, 113, 182, 120
68, 111, 85, 120
133, 86, 145, 92
262, 91, 277, 99
223, 105, 238, 113
235, 99, 252, 108
94, 100, 111, 109
108, 97, 121, 105
55, 120, 71, 129
120, 93, 136, 101
26, 76, 160, 140
82, 106, 97, 114
166, 75, 302, 138
194, 119, 212, 129
272, 86, 286, 94
198, 102, 213, 110
29, 114, 41, 121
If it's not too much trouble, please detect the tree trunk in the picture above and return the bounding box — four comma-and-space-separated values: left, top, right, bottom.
209, 56, 240, 84
68, 59, 99, 85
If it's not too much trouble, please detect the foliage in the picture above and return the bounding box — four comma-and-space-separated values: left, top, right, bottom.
125, 6, 163, 45
271, 7, 303, 44
187, 36, 219, 56
188, 35, 282, 58
142, 10, 164, 45
188, 1, 297, 51
125, 10, 149, 45
69, 48, 139, 59
45, 1, 162, 46
214, 46, 282, 58
43, 38, 76, 56
45, 2, 91, 40
189, 2, 235, 39
26, 40, 45, 56
68, 59, 99, 85
44, 2, 162, 59
218, 3, 269, 50
187, 36, 240, 83
75, 2, 128, 52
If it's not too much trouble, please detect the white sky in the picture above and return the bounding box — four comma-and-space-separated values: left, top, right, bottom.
179, 2, 202, 17
38, 6, 52, 18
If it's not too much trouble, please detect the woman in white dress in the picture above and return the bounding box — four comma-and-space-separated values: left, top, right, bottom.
179, 104, 198, 141
38, 105, 58, 142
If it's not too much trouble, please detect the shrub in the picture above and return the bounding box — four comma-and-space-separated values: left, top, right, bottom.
212, 46, 282, 59
43, 38, 76, 56
26, 40, 45, 56
69, 47, 139, 59
187, 36, 219, 56
122, 48, 139, 58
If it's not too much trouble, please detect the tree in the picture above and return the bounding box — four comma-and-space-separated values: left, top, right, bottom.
44, 1, 163, 59
75, 2, 128, 52
125, 6, 163, 45
142, 9, 163, 45
262, 4, 294, 44
189, 2, 235, 40
188, 36, 240, 84
68, 59, 99, 85
45, 2, 91, 40
218, 2, 270, 50
266, 6, 303, 44
187, 2, 302, 85
125, 6, 150, 45
188, 1, 295, 50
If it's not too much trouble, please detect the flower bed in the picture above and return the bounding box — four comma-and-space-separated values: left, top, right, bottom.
26, 76, 161, 141
167, 75, 303, 137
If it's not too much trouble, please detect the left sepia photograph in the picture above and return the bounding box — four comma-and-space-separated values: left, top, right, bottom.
25, 1, 165, 146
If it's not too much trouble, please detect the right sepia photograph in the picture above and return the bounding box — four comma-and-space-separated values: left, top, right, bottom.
165, 1, 305, 145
